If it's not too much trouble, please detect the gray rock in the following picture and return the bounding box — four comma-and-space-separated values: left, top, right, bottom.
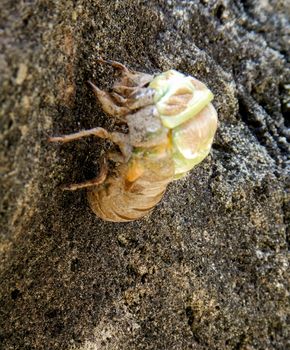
0, 1, 289, 349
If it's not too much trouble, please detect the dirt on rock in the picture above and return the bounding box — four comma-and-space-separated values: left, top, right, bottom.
0, 1, 289, 349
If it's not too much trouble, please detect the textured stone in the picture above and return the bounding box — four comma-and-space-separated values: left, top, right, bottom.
0, 1, 289, 349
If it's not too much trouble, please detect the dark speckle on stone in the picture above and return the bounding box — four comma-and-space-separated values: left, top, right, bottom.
11, 288, 21, 300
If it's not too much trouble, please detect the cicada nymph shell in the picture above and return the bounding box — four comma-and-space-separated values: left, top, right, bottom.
49, 60, 218, 222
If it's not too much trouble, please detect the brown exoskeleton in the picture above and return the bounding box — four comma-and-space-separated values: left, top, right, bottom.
49, 59, 217, 222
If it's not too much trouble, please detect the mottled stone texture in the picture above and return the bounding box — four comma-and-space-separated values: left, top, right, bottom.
0, 1, 289, 349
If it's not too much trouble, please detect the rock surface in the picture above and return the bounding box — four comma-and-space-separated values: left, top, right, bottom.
0, 1, 289, 349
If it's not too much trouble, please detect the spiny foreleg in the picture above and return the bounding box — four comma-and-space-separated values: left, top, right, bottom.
88, 81, 130, 119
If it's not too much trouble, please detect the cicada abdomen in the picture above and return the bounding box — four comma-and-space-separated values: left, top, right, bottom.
88, 146, 174, 222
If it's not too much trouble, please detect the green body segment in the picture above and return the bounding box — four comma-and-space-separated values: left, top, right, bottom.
149, 70, 218, 178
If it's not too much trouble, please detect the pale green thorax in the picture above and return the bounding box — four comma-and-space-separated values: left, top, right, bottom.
149, 70, 214, 129
149, 70, 217, 178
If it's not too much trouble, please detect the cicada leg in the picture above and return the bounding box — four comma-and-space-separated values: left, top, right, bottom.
96, 58, 130, 72
49, 127, 132, 161
48, 127, 109, 143
88, 81, 130, 120
96, 57, 154, 97
62, 156, 108, 191
49, 126, 132, 189
91, 58, 131, 121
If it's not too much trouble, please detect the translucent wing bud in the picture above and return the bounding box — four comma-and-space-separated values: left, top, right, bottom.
172, 103, 218, 177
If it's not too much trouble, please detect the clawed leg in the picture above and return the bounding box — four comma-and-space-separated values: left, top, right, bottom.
89, 79, 155, 117
49, 126, 132, 190
97, 58, 129, 72
49, 127, 132, 160
48, 127, 109, 143
97, 58, 152, 85
62, 156, 108, 191
88, 58, 155, 121
88, 81, 130, 118
96, 57, 154, 96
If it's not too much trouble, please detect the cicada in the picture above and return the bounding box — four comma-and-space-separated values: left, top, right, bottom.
49, 59, 217, 222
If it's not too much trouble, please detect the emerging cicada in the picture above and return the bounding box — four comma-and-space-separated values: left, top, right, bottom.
49, 59, 217, 222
